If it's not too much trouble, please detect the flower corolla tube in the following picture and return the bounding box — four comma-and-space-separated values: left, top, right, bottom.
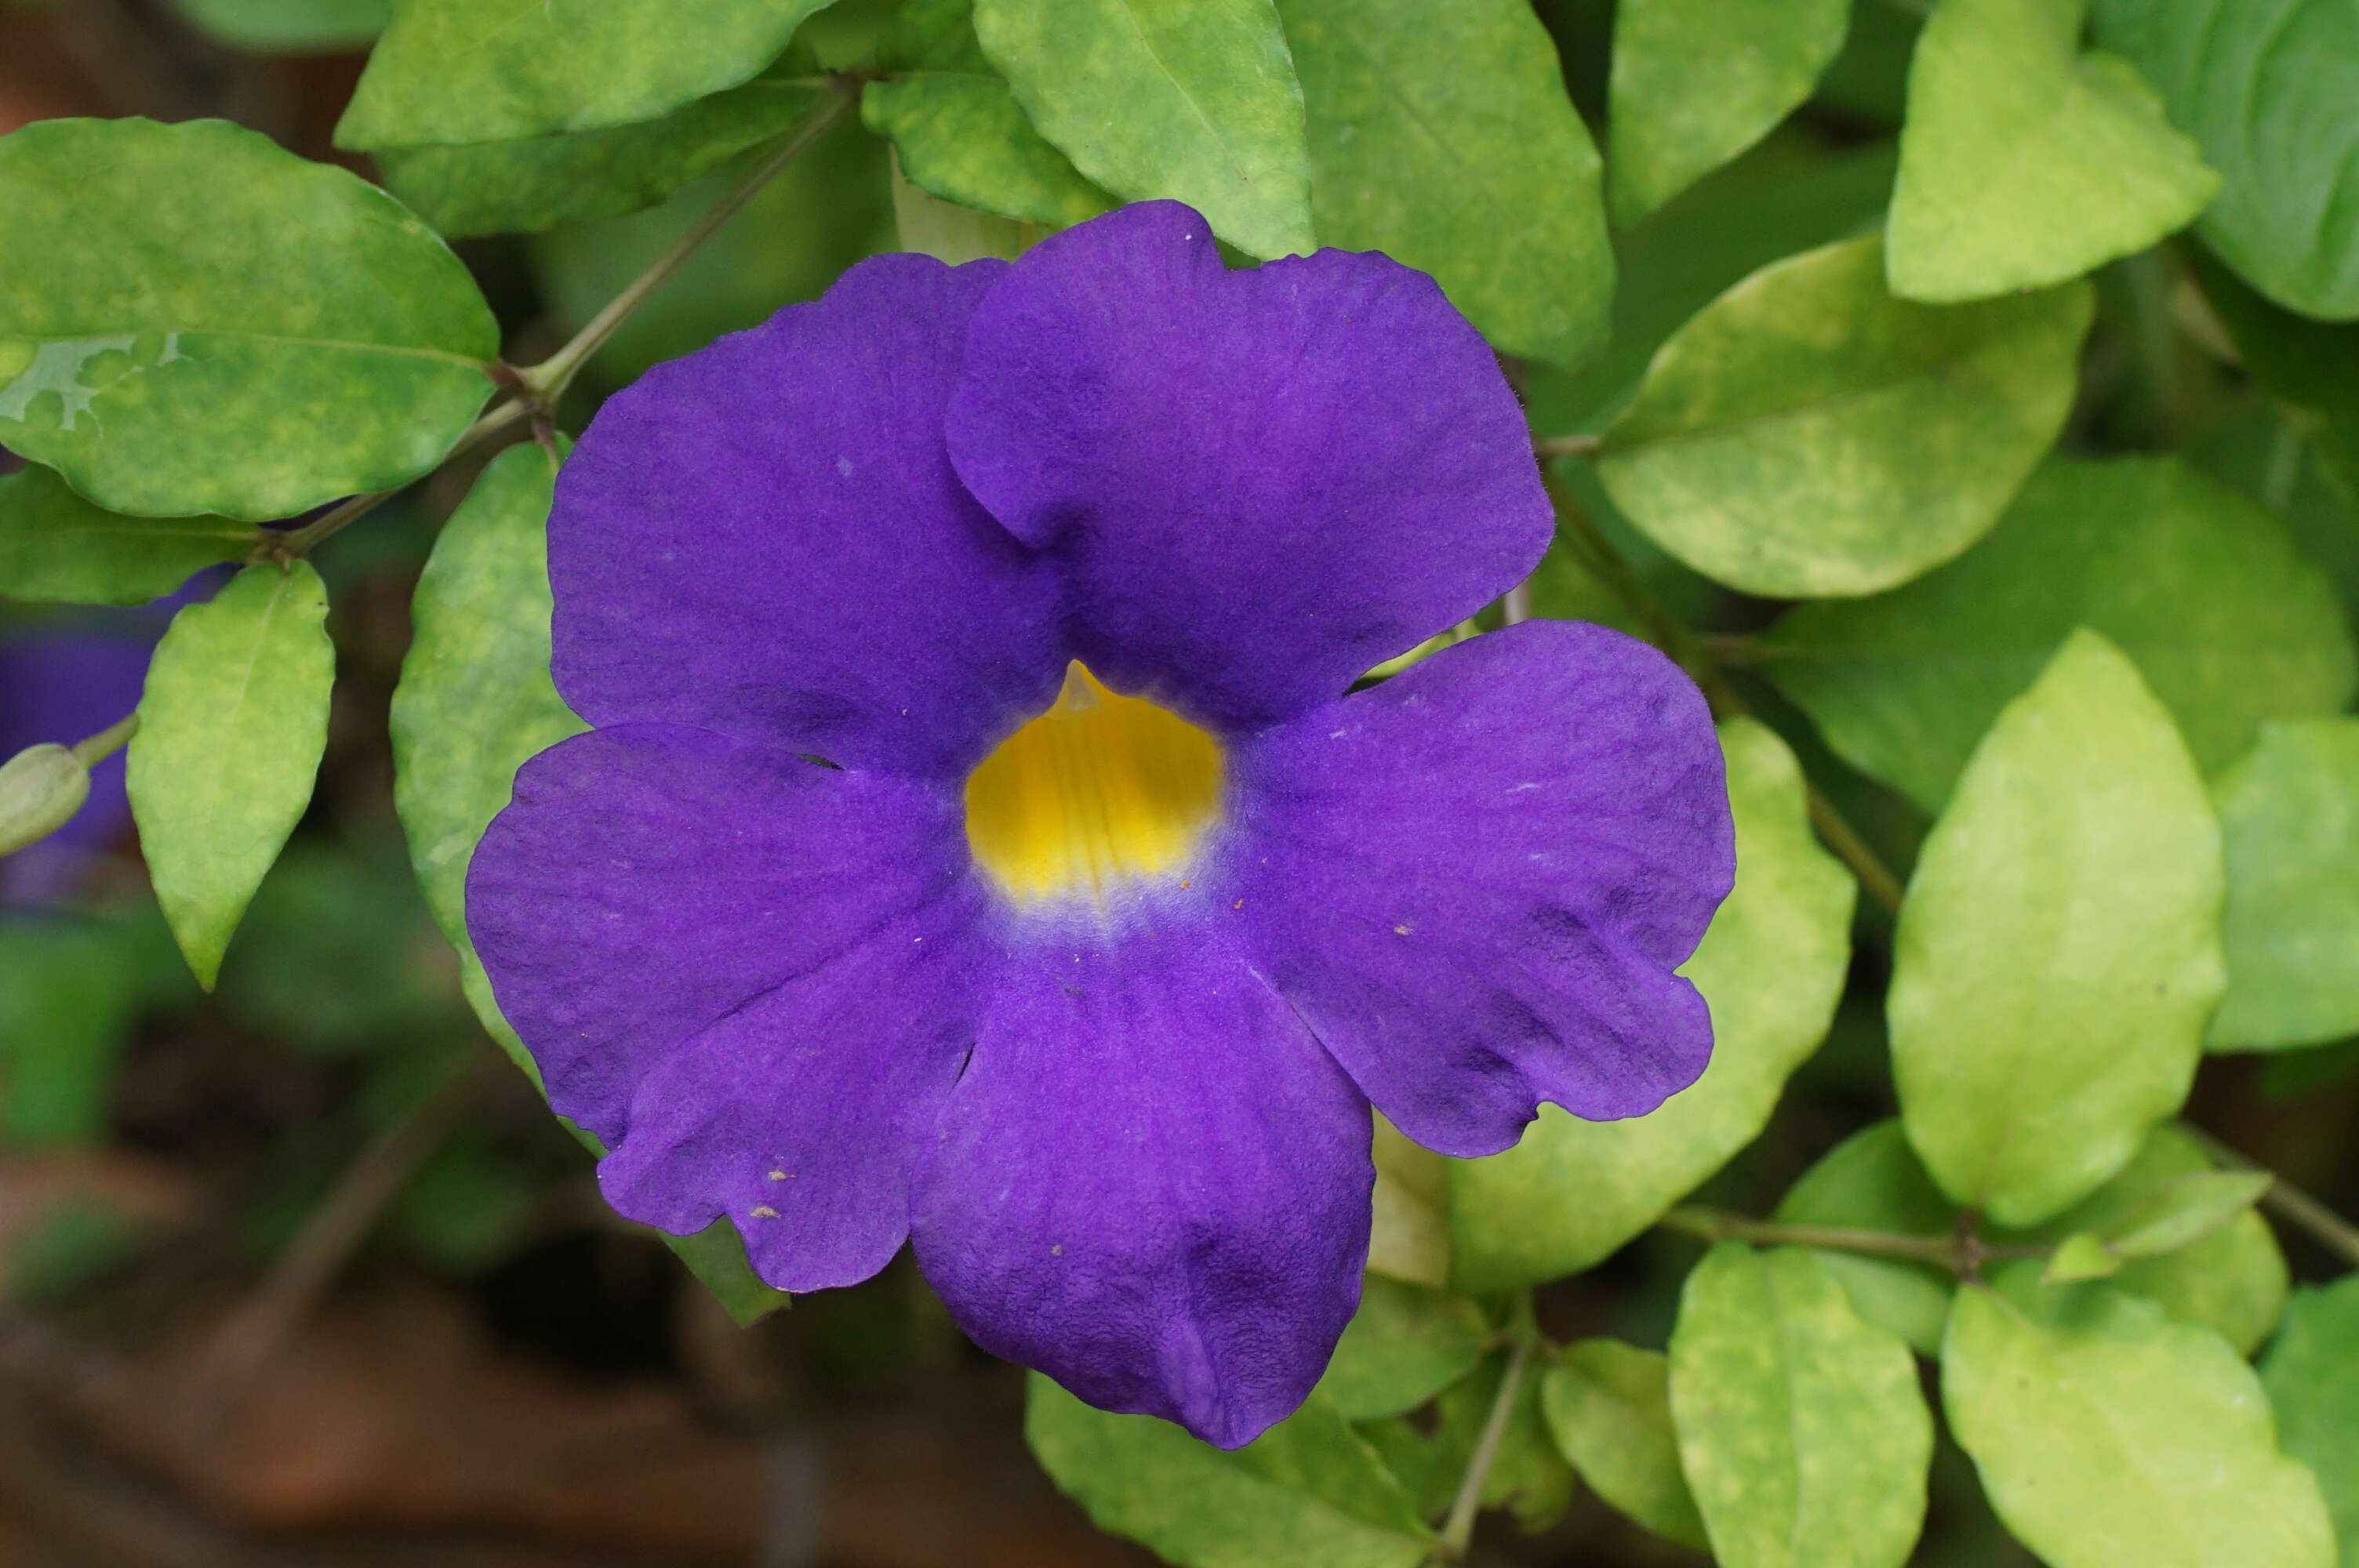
468, 201, 1734, 1448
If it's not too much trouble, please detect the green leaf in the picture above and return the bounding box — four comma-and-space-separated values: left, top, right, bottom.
0, 746, 89, 858
1317, 1276, 1487, 1421
0, 463, 249, 606
2262, 1275, 2359, 1567
1886, 0, 2215, 303
1765, 456, 2357, 815
2189, 246, 2359, 499
974, 0, 1314, 259
1595, 234, 2092, 597
378, 77, 827, 238
1447, 717, 1853, 1290
2044, 1234, 2122, 1283
1432, 1352, 1573, 1534
1888, 629, 2225, 1226
2212, 720, 2359, 1050
1607, 0, 1849, 225
0, 118, 496, 521
336, 0, 831, 149
2093, 0, 2359, 319
1026, 1375, 1431, 1568
173, 0, 387, 52
890, 166, 1043, 263
1668, 1244, 1932, 1568
1943, 1283, 2335, 1568
1540, 1340, 1708, 1551
863, 0, 1117, 230
1773, 1120, 1958, 1356
390, 442, 583, 1083
385, 447, 787, 1324
128, 562, 333, 989
2104, 1171, 2274, 1259
1275, 0, 1612, 366
1368, 1115, 1449, 1288
529, 113, 892, 387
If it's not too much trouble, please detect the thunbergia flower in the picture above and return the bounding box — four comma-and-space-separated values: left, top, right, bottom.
469, 202, 1733, 1448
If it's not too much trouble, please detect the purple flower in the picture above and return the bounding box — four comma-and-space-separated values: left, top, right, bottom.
468, 203, 1732, 1447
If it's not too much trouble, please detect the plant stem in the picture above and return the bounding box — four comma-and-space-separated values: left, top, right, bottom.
1660, 1206, 2048, 1271
1532, 433, 1601, 460
2186, 1131, 2359, 1269
1431, 1335, 1535, 1563
69, 713, 139, 767
271, 396, 532, 560
523, 76, 860, 405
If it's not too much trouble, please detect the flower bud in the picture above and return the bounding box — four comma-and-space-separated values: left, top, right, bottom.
0, 743, 92, 857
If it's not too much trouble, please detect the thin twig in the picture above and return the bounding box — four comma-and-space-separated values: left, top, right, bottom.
1660, 1207, 2047, 1271
269, 397, 533, 560
183, 1054, 493, 1434
524, 77, 860, 405
2187, 1131, 2359, 1270
1804, 789, 1906, 916
1532, 433, 1601, 461
68, 713, 138, 767
1430, 1336, 1535, 1563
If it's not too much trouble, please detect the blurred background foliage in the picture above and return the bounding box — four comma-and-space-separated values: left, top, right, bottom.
0, 0, 2354, 1564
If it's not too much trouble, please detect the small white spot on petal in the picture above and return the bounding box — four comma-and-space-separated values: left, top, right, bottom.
768, 1170, 788, 1181
835, 456, 853, 477
750, 1205, 780, 1218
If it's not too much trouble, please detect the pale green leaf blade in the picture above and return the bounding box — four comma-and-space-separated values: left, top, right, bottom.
1889, 629, 2225, 1226
1887, 0, 2215, 302
1276, 0, 1612, 366
890, 165, 1043, 263
863, 0, 1117, 230
1446, 717, 1852, 1290
0, 463, 248, 606
1367, 1115, 1449, 1288
336, 0, 831, 149
2262, 1275, 2359, 1567
0, 118, 496, 521
2094, 0, 2359, 319
1944, 1283, 2335, 1568
974, 0, 1314, 259
2211, 719, 2359, 1049
379, 78, 827, 238
389, 441, 584, 1083
1765, 455, 2357, 815
1596, 234, 2092, 597
1026, 1375, 1430, 1568
2044, 1234, 2122, 1283
2106, 1171, 2273, 1259
389, 445, 785, 1326
1608, 0, 1849, 225
1668, 1244, 1932, 1568
1316, 1276, 1487, 1421
1772, 1120, 1958, 1356
174, 0, 388, 52
128, 562, 333, 989
1540, 1340, 1708, 1551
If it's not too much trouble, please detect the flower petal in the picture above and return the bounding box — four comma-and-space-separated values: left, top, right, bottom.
911, 908, 1372, 1448
469, 725, 988, 1290
1216, 619, 1733, 1157
549, 254, 1063, 779
943, 201, 1552, 731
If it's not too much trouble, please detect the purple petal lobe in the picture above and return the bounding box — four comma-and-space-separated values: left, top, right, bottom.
911, 905, 1372, 1449
469, 724, 989, 1289
549, 253, 1063, 779
1216, 620, 1734, 1157
943, 201, 1553, 731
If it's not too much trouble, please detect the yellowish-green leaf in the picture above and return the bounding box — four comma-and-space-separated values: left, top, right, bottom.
1367, 1115, 1448, 1288
2211, 718, 2359, 1050
129, 563, 333, 989
1608, 0, 1849, 225
1944, 1283, 2335, 1568
2262, 1275, 2359, 1567
1890, 630, 2224, 1227
1887, 0, 2215, 302
1541, 1340, 1708, 1551
0, 118, 496, 521
0, 463, 248, 606
1669, 1244, 1932, 1568
1448, 718, 1852, 1290
974, 0, 1314, 259
1317, 1276, 1487, 1422
1277, 0, 1612, 366
1597, 234, 2091, 597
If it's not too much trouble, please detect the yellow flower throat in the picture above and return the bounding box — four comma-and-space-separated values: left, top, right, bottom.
964, 662, 1224, 906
